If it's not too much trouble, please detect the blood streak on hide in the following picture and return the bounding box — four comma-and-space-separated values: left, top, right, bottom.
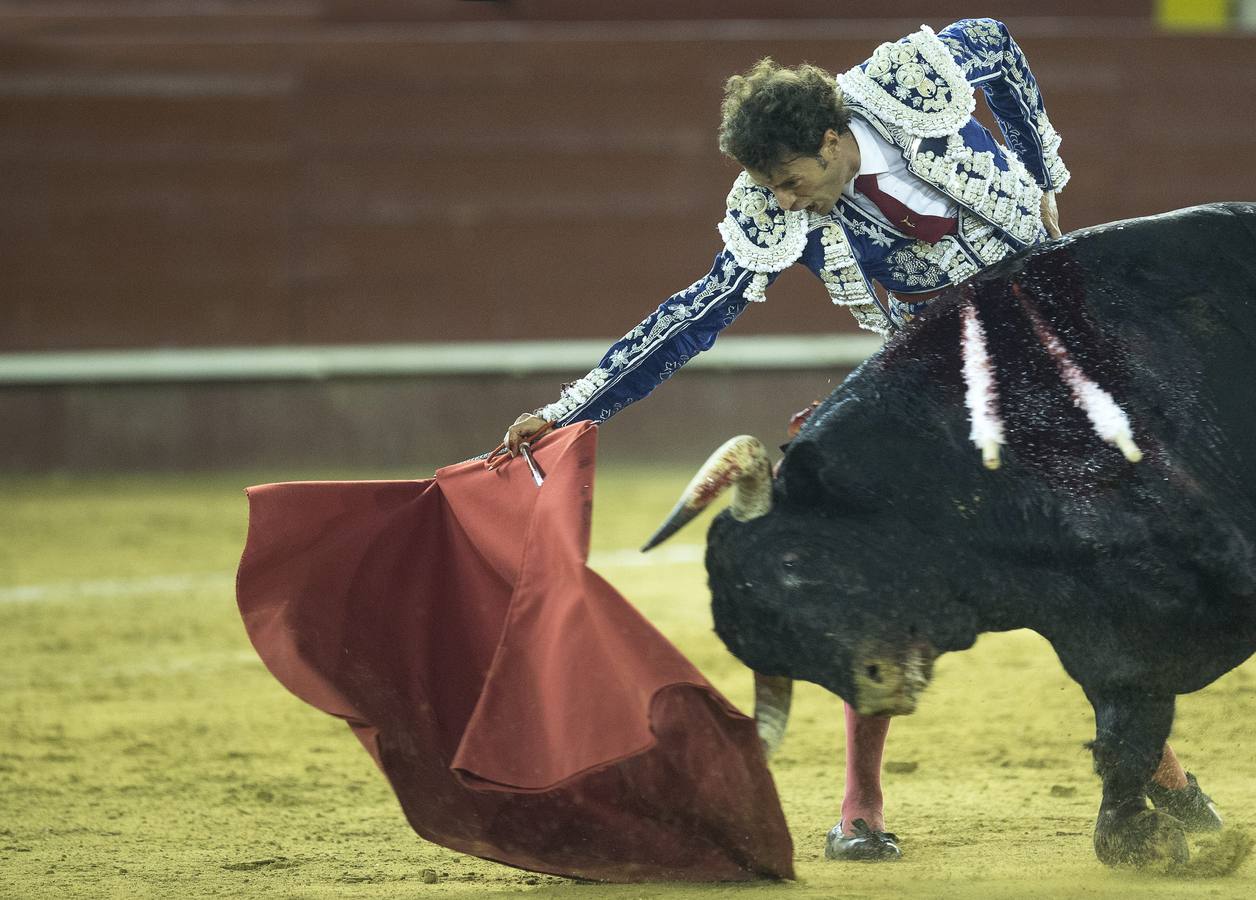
1010, 282, 1143, 463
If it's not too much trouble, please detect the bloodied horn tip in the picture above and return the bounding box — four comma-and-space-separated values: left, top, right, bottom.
641, 501, 698, 553
642, 435, 773, 551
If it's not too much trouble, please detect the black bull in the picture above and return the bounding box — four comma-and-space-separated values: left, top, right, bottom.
646, 202, 1256, 867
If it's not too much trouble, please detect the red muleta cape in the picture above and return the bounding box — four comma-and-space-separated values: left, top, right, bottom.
236, 422, 793, 882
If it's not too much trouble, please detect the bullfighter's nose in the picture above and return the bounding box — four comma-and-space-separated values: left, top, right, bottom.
851, 640, 935, 717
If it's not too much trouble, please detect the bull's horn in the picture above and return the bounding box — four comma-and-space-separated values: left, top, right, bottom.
641, 435, 772, 551
754, 673, 793, 759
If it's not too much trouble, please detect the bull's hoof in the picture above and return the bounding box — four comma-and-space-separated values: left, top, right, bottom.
825, 819, 902, 862
1147, 772, 1223, 832
1094, 808, 1189, 869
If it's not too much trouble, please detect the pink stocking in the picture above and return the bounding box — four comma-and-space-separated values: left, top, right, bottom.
840, 701, 891, 834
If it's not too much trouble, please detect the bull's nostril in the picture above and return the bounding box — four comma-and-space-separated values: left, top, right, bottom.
866, 664, 881, 683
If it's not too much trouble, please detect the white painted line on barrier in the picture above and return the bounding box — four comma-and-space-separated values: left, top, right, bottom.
0, 544, 706, 604
0, 334, 881, 385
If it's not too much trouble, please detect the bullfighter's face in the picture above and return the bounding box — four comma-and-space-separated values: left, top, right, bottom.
747, 127, 861, 215
705, 510, 978, 716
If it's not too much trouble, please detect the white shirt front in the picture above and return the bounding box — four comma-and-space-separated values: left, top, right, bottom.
840, 117, 958, 226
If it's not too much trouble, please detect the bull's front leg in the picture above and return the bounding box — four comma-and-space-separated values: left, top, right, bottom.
1088, 690, 1188, 868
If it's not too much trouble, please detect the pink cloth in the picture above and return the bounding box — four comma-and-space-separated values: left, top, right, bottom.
236, 422, 793, 881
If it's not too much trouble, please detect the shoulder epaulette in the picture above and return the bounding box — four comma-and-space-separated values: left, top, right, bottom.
718, 173, 809, 272
836, 25, 976, 139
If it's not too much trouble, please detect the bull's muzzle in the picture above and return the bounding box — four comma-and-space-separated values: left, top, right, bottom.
851, 641, 936, 717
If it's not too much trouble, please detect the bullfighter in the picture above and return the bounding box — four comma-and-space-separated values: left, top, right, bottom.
499, 18, 1221, 860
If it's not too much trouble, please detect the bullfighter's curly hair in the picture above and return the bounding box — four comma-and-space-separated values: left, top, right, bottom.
718, 58, 851, 174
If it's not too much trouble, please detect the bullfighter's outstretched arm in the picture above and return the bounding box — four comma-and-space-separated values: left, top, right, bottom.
535, 250, 764, 426
935, 18, 1071, 193
534, 174, 811, 427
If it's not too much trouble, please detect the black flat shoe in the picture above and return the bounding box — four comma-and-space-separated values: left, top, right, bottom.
824, 818, 903, 861
1147, 771, 1223, 832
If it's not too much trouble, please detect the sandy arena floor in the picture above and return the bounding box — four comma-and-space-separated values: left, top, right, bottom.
1, 466, 1253, 898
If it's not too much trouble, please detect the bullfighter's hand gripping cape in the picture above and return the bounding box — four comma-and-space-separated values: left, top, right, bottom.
236, 422, 793, 882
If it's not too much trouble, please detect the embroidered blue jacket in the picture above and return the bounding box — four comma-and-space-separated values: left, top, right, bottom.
539, 18, 1068, 427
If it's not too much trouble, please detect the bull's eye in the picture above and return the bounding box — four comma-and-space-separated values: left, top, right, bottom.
778, 551, 804, 588
866, 664, 882, 683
